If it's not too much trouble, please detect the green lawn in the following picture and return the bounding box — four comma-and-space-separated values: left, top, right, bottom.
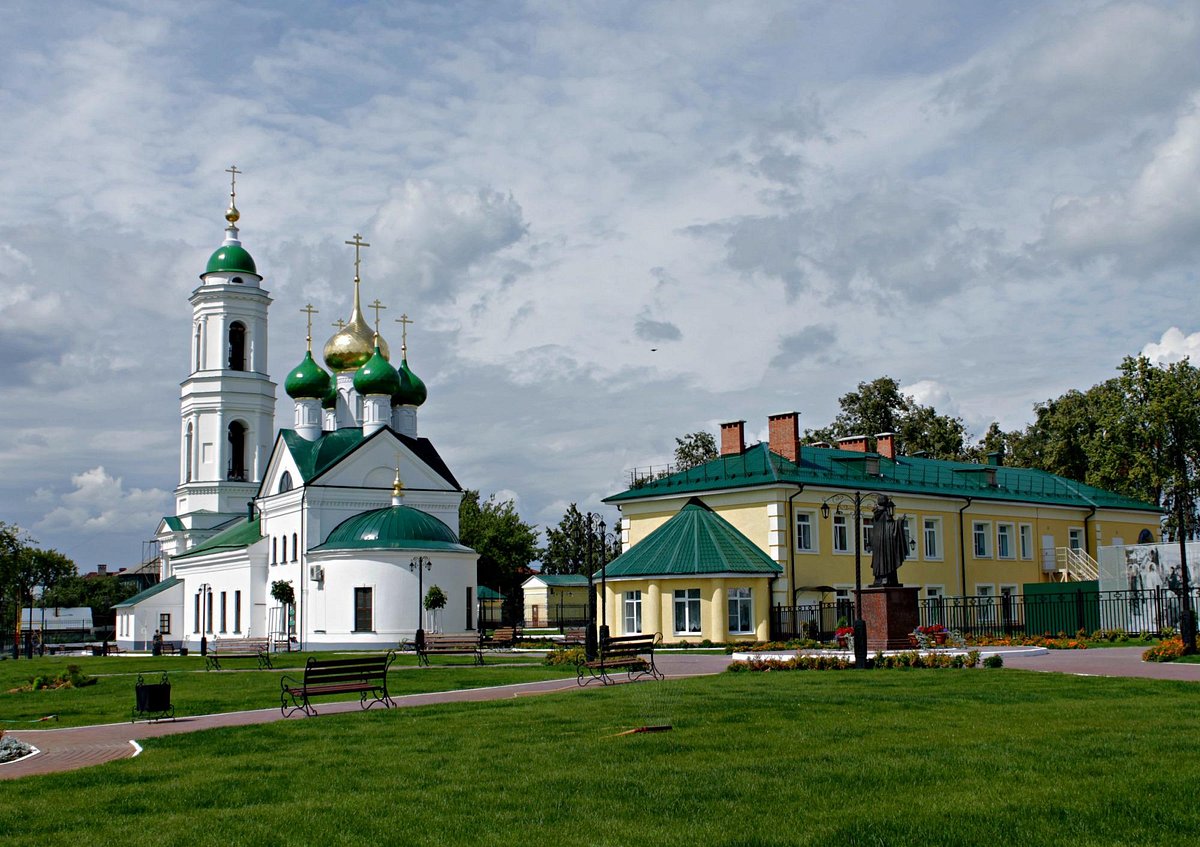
3, 669, 1199, 846
0, 652, 568, 728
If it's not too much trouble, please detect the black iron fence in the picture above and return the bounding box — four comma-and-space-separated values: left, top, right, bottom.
772, 588, 1200, 641
476, 600, 590, 631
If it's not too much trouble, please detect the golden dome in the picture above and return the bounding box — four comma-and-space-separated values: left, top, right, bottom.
323, 281, 390, 371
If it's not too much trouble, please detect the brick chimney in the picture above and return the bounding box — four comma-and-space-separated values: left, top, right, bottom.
875, 432, 896, 460
720, 420, 746, 456
836, 435, 869, 453
768, 412, 800, 462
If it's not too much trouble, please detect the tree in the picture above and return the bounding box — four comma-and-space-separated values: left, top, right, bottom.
423, 584, 448, 634
804, 376, 967, 459
1, 523, 78, 650
541, 504, 621, 575
43, 571, 137, 638
458, 490, 540, 599
674, 431, 717, 470
270, 580, 295, 606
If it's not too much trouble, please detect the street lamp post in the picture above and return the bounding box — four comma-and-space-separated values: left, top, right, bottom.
598, 518, 609, 644
410, 556, 432, 651
584, 512, 598, 661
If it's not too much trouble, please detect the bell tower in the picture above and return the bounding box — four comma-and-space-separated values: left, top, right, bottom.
174, 167, 276, 527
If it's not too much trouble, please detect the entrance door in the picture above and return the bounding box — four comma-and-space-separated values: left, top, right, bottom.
1041, 534, 1056, 573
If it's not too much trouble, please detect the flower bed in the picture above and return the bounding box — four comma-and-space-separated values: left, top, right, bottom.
1143, 638, 1186, 663
727, 650, 991, 672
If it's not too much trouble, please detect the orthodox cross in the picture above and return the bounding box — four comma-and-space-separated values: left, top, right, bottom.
345, 233, 370, 281
395, 313, 413, 351
332, 318, 346, 331
368, 299, 387, 334
300, 304, 318, 348
225, 165, 241, 203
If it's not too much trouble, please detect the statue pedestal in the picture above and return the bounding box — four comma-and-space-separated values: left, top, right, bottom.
857, 585, 919, 652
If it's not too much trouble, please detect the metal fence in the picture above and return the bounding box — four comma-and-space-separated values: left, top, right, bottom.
772, 588, 1200, 641
476, 601, 590, 631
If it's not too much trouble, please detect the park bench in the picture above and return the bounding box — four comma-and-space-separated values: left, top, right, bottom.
484, 626, 521, 650
562, 627, 587, 647
204, 637, 272, 671
416, 632, 484, 666
280, 652, 396, 717
576, 632, 664, 686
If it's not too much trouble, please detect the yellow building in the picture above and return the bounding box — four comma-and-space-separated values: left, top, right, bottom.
601, 412, 1161, 644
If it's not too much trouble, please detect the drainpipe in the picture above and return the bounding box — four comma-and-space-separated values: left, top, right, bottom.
298, 485, 306, 651
787, 485, 805, 604
1082, 504, 1097, 559
958, 497, 973, 598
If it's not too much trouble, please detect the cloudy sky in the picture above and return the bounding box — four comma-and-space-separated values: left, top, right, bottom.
2, 0, 1199, 570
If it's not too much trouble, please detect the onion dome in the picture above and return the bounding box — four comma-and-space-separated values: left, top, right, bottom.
321, 382, 338, 410
284, 351, 332, 400
205, 191, 257, 275
353, 344, 401, 396
323, 280, 389, 371
393, 356, 428, 407
312, 504, 470, 552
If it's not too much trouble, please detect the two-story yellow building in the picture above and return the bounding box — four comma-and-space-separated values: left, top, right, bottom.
600, 412, 1161, 644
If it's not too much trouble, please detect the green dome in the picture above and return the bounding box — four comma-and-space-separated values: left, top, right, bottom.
284, 351, 332, 400
321, 382, 338, 410
353, 346, 400, 397
205, 243, 257, 275
315, 505, 469, 552
392, 358, 428, 407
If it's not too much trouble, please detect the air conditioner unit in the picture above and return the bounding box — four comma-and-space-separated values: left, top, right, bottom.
309, 565, 325, 582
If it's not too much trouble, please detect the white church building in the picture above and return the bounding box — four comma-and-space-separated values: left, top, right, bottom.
115, 179, 479, 651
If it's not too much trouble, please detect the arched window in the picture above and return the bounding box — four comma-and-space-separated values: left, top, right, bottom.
228, 321, 247, 371
292, 532, 299, 561
282, 535, 287, 562
272, 536, 277, 564
228, 421, 247, 481
279, 471, 293, 493
185, 422, 194, 482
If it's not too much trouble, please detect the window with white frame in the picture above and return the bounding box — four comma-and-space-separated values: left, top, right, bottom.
673, 589, 702, 634
861, 517, 874, 553
1000, 584, 1019, 625
795, 512, 815, 552
833, 515, 849, 553
923, 517, 942, 560
997, 523, 1015, 559
973, 522, 991, 558
1019, 524, 1033, 560
926, 586, 945, 625
728, 588, 753, 634
1068, 527, 1084, 551
623, 591, 642, 634
976, 584, 995, 623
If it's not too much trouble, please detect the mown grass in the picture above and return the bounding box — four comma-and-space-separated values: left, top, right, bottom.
3, 669, 1199, 846
0, 652, 568, 727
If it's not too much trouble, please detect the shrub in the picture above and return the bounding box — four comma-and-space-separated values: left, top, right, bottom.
983, 654, 1004, 668
1144, 638, 1186, 663
543, 647, 585, 667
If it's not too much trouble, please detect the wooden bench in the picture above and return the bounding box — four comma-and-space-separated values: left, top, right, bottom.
577, 632, 664, 686
484, 626, 521, 650
280, 652, 395, 717
562, 627, 587, 647
204, 637, 272, 671
416, 633, 484, 666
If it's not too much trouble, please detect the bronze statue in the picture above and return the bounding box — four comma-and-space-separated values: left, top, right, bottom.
869, 495, 909, 586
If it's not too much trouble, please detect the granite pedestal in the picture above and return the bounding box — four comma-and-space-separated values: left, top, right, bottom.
858, 585, 919, 651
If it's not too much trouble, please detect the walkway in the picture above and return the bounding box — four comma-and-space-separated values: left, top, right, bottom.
1, 653, 730, 781
4, 649, 1195, 781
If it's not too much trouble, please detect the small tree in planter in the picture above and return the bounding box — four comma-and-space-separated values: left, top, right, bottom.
424, 585, 447, 634
270, 580, 295, 646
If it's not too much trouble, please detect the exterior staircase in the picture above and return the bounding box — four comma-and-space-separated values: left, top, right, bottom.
1052, 547, 1099, 582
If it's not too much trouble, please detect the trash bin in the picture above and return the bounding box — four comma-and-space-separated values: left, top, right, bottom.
132, 673, 174, 722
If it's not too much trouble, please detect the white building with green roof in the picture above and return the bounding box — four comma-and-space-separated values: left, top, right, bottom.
116, 180, 479, 651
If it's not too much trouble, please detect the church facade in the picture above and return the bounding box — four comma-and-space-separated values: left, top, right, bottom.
115, 180, 478, 651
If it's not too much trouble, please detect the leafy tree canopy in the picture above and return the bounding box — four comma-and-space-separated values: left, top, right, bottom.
804, 376, 967, 460
458, 490, 540, 593
674, 431, 717, 470
541, 504, 621, 575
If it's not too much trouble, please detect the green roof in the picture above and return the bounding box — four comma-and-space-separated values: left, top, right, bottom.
530, 574, 589, 587
477, 586, 505, 601
281, 428, 365, 480
394, 358, 427, 407
113, 576, 181, 609
312, 505, 473, 553
605, 442, 1160, 513
173, 517, 262, 560
354, 346, 401, 397
285, 350, 332, 400
600, 498, 783, 578
205, 243, 257, 275
161, 516, 183, 531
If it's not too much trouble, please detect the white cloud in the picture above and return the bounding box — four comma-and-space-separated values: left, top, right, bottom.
1142, 327, 1200, 365
33, 467, 170, 537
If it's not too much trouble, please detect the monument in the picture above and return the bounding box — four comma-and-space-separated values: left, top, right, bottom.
858, 495, 920, 650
